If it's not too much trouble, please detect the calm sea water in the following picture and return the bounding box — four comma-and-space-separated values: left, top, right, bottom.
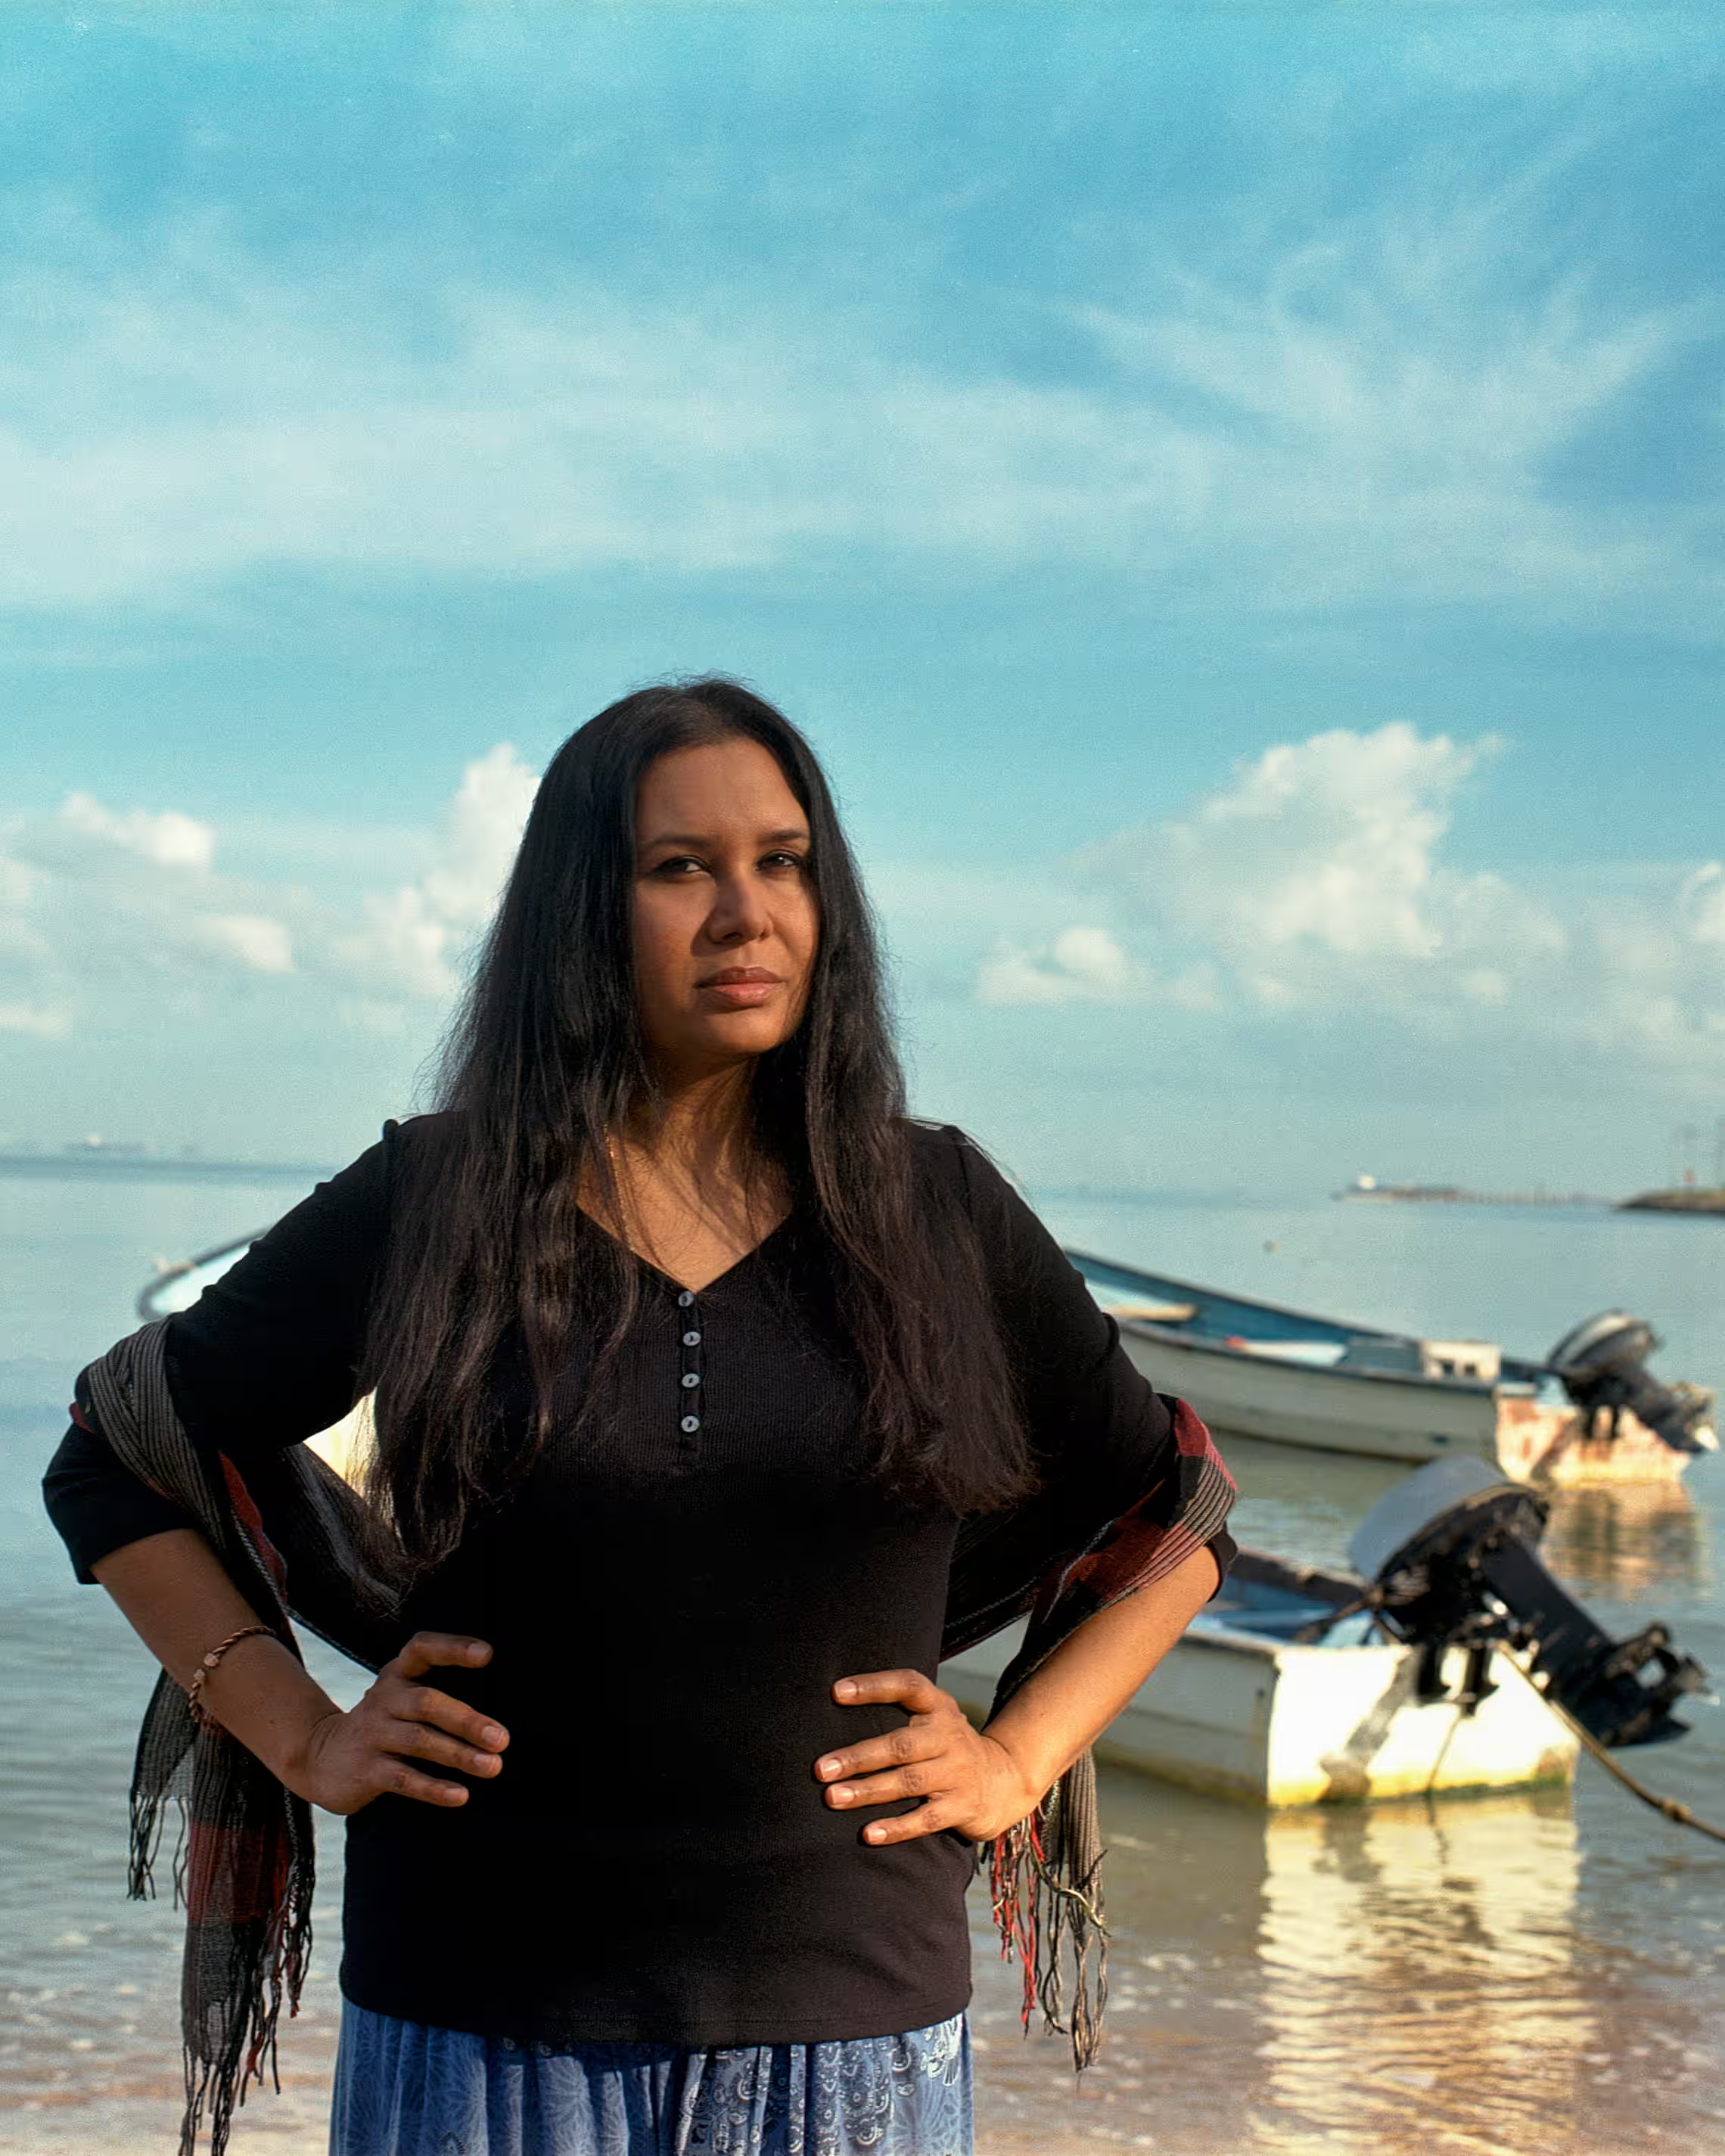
2, 1167, 1722, 2154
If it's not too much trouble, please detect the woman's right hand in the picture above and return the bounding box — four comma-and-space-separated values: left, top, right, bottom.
291, 1632, 509, 1815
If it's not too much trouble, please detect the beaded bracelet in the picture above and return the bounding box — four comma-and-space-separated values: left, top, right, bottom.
185, 1623, 276, 1729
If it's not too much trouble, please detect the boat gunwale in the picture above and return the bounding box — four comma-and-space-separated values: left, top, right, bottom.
1065, 1241, 1398, 1342
1063, 1244, 1546, 1396
1105, 1309, 1512, 1396
1194, 1546, 1400, 1657
136, 1231, 265, 1321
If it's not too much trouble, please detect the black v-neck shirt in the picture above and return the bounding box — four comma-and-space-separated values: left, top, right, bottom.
43, 1117, 1236, 2049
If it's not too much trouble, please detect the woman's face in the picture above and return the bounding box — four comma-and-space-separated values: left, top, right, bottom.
629, 736, 820, 1084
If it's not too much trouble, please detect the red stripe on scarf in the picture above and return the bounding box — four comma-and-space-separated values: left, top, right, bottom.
220, 1454, 290, 1598
1170, 1396, 1217, 1458
1042, 1403, 1235, 1613
185, 1816, 293, 1927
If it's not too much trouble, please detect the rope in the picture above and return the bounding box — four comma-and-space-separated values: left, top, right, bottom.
1289, 1568, 1427, 1644
1289, 1572, 1723, 1842
1497, 1645, 1725, 1845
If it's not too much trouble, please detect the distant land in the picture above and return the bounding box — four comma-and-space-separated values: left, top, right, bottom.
1334, 1176, 1614, 1207
1618, 1187, 1725, 1216
0, 1148, 331, 1184
1335, 1173, 1725, 1215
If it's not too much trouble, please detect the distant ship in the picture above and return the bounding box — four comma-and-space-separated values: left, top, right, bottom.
1335, 1173, 1464, 1203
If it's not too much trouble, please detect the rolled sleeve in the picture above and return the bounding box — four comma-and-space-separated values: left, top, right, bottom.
42, 1414, 199, 1584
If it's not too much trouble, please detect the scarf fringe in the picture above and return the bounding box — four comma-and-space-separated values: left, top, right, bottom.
987, 1748, 1110, 2070
127, 1667, 195, 1911
127, 1783, 170, 1906
175, 1867, 313, 2156
126, 1673, 315, 2156
166, 1800, 315, 2156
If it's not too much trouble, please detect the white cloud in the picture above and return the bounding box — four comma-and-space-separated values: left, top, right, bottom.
331, 887, 455, 1004
337, 997, 415, 1039
976, 925, 1144, 1007
2, 793, 297, 998
194, 912, 295, 975
0, 999, 73, 1039
425, 745, 542, 932
5, 727, 1723, 1096
0, 746, 536, 1034
0, 168, 1718, 632
1072, 722, 1573, 1010
58, 792, 216, 870
1679, 863, 1725, 944
966, 719, 1725, 1081
327, 744, 538, 999
865, 862, 1092, 960
1154, 722, 1504, 963
1063, 164, 1722, 627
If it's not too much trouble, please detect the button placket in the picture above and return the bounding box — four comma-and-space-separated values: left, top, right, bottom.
676, 1287, 703, 1456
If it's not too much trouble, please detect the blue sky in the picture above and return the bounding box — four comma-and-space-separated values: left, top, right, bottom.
2, 4, 1723, 1196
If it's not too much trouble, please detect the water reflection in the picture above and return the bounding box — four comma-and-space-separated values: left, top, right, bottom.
968, 1766, 1725, 2155
1249, 1791, 1586, 2154
1540, 1480, 1707, 1601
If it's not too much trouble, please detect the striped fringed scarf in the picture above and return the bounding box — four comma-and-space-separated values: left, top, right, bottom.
79, 1322, 1235, 2151
943, 1395, 1237, 2067
79, 1322, 403, 2156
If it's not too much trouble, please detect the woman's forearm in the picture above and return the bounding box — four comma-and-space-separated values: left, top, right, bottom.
91, 1527, 339, 1789
979, 1539, 1221, 1805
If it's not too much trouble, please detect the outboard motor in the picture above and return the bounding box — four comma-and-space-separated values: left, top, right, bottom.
1546, 1311, 1717, 1454
1347, 1457, 1710, 1746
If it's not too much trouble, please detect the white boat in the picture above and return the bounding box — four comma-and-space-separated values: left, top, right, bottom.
1068, 1248, 1715, 1486
948, 1452, 1711, 1808
941, 1551, 1578, 1808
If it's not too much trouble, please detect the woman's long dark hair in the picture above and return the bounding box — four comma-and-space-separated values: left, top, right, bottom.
358, 678, 1033, 1575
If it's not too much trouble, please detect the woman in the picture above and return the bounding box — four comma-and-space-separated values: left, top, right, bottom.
43, 678, 1238, 2156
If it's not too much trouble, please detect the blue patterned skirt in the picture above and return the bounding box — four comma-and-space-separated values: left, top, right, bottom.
328, 2000, 973, 2156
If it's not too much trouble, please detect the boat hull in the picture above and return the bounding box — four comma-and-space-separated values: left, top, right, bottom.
1111, 1317, 1692, 1485
942, 1613, 1577, 1808
1114, 1322, 1497, 1464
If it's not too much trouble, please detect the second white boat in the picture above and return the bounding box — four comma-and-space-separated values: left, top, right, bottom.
1068, 1248, 1716, 1484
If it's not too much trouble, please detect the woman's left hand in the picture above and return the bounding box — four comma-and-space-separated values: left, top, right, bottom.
813, 1669, 1040, 1845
